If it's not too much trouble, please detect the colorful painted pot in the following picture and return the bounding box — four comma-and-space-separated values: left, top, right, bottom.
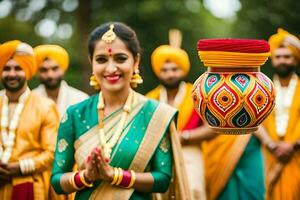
192, 39, 276, 134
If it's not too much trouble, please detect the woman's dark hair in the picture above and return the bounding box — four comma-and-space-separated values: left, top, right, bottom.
88, 22, 141, 60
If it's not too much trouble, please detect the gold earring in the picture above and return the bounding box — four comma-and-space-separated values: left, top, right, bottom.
90, 74, 101, 90
130, 67, 143, 88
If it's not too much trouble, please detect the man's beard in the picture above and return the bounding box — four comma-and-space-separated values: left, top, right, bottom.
40, 77, 62, 90
160, 77, 184, 89
274, 64, 296, 78
2, 76, 26, 92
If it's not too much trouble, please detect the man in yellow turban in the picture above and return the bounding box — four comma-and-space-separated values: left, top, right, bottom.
33, 45, 88, 118
147, 29, 213, 200
0, 40, 59, 199
261, 28, 300, 199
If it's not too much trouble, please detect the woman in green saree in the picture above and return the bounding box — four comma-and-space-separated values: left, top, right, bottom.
51, 22, 190, 200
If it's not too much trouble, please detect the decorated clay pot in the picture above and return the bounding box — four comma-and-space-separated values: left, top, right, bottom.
192, 39, 276, 134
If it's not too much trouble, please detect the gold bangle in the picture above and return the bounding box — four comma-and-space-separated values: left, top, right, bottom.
70, 172, 81, 190
111, 168, 119, 185
116, 168, 123, 186
79, 170, 94, 187
126, 170, 136, 188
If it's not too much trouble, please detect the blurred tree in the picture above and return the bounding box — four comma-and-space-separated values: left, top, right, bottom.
234, 0, 300, 39
233, 0, 300, 76
1, 0, 298, 93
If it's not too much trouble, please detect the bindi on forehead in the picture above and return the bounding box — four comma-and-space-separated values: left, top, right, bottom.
108, 47, 112, 56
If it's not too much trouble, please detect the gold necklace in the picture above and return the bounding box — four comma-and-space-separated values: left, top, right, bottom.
97, 90, 133, 160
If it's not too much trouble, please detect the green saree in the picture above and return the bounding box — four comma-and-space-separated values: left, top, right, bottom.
51, 92, 187, 200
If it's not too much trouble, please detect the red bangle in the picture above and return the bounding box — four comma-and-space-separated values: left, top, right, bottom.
74, 171, 85, 188
119, 170, 131, 188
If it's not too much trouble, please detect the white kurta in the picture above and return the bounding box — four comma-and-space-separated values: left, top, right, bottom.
274, 74, 298, 137
33, 80, 89, 118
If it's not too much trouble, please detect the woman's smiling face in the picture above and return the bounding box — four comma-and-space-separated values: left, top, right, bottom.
92, 37, 138, 93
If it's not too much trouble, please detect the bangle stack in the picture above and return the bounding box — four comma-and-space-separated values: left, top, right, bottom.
79, 170, 94, 187
70, 170, 94, 190
19, 159, 35, 174
111, 167, 136, 188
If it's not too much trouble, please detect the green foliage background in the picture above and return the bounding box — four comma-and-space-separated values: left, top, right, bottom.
0, 0, 299, 94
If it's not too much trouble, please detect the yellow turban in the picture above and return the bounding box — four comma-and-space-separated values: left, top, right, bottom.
151, 45, 190, 77
34, 45, 69, 71
269, 28, 300, 60
0, 40, 37, 80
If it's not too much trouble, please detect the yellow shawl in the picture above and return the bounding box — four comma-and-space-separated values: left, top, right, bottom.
262, 80, 300, 200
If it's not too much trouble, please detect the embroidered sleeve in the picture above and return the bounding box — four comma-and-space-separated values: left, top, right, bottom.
150, 132, 173, 193
51, 108, 75, 194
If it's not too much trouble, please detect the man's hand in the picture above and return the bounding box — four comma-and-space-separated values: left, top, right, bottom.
6, 162, 21, 177
0, 163, 11, 187
266, 141, 278, 153
274, 142, 294, 163
179, 131, 191, 145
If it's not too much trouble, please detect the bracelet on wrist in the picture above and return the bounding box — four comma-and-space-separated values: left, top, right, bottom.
126, 170, 136, 188
111, 167, 119, 185
19, 159, 35, 175
70, 171, 84, 190
110, 167, 136, 188
116, 168, 123, 185
80, 170, 94, 188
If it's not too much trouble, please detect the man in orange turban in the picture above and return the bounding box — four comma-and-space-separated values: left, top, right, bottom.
0, 40, 37, 82
33, 45, 88, 118
147, 30, 213, 200
261, 28, 300, 200
0, 40, 59, 199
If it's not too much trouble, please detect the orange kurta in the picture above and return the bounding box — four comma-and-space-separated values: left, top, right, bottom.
0, 91, 59, 200
263, 80, 300, 200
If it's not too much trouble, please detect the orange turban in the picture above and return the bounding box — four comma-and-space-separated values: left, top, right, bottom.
269, 28, 300, 60
151, 45, 190, 77
0, 40, 37, 80
34, 45, 69, 71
